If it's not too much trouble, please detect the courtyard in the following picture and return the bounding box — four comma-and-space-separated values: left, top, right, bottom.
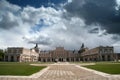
0, 62, 120, 80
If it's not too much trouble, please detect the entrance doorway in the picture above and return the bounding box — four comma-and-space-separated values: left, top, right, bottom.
11, 56, 14, 62
58, 58, 66, 62
59, 58, 63, 62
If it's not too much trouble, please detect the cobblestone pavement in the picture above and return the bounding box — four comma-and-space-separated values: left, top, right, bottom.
38, 63, 108, 80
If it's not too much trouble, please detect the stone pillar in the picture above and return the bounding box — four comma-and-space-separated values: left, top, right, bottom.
105, 55, 108, 61
111, 54, 114, 61
3, 55, 5, 61
73, 58, 74, 62
41, 58, 43, 62
115, 54, 118, 61
79, 58, 80, 61
99, 54, 102, 61
8, 55, 11, 62
74, 58, 76, 62
71, 58, 73, 62
63, 58, 66, 62
20, 56, 23, 62
14, 55, 17, 62
50, 58, 52, 62
45, 58, 47, 62
83, 58, 85, 62
87, 58, 89, 61
19, 56, 22, 62
69, 58, 71, 62
16, 56, 19, 62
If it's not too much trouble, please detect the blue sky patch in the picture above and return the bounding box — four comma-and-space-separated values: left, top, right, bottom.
7, 0, 67, 8
29, 19, 50, 33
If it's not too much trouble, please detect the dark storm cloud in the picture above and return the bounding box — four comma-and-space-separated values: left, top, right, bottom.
111, 34, 120, 40
26, 35, 52, 45
28, 40, 51, 45
65, 0, 120, 34
88, 28, 99, 33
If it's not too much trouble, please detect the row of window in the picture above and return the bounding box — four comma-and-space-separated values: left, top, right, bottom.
8, 49, 22, 53
99, 49, 113, 53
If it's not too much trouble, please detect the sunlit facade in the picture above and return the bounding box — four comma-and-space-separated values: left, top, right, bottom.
39, 47, 81, 62
4, 44, 116, 62
4, 47, 39, 62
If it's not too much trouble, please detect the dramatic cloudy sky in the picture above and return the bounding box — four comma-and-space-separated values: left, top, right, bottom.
1, 0, 120, 52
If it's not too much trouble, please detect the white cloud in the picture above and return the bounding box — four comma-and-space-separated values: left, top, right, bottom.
116, 0, 120, 10
116, 0, 120, 6
68, 0, 72, 3
0, 0, 120, 53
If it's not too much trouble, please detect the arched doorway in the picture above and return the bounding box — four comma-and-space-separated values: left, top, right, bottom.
5, 56, 8, 61
17, 56, 20, 61
59, 58, 64, 62
11, 56, 14, 62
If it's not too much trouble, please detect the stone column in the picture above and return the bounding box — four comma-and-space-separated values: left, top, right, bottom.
111, 54, 114, 61
14, 55, 17, 62
20, 55, 23, 62
50, 58, 52, 62
3, 55, 5, 61
69, 58, 71, 62
63, 58, 66, 62
41, 58, 43, 62
8, 55, 11, 62
99, 54, 102, 61
83, 58, 85, 62
115, 54, 118, 61
87, 58, 89, 61
71, 58, 73, 62
45, 58, 47, 62
79, 58, 80, 61
19, 56, 22, 62
105, 55, 108, 61
74, 58, 76, 62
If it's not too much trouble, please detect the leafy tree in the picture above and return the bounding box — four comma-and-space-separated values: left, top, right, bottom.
0, 50, 4, 61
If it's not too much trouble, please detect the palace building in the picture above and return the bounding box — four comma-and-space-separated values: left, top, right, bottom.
39, 45, 115, 62
39, 47, 81, 62
4, 44, 117, 62
4, 47, 39, 62
81, 46, 115, 61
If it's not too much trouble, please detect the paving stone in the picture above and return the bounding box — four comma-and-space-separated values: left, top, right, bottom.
38, 63, 108, 80
1, 62, 120, 80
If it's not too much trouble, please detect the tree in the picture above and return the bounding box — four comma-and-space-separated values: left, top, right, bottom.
0, 50, 4, 61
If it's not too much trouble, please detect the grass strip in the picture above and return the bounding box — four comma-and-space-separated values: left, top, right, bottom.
0, 62, 46, 76
84, 63, 120, 74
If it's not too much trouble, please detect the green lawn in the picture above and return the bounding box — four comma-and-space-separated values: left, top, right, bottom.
0, 62, 46, 76
84, 62, 120, 74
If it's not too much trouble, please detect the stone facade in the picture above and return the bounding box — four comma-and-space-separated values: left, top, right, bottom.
115, 53, 120, 61
4, 47, 39, 62
3, 44, 117, 62
39, 47, 81, 62
81, 46, 115, 61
